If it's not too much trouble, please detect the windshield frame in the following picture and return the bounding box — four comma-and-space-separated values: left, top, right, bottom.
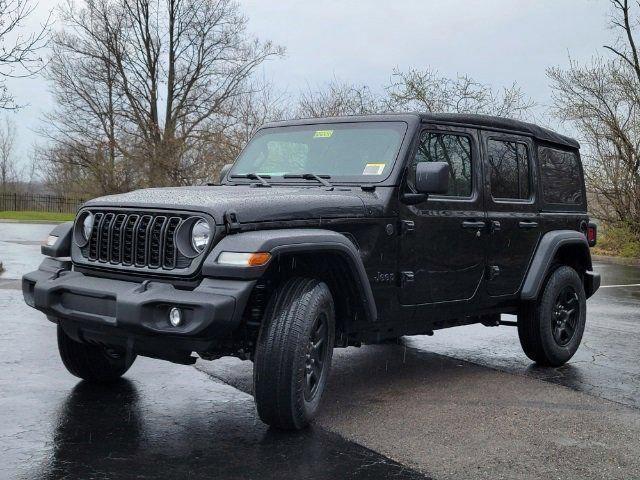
226, 120, 411, 185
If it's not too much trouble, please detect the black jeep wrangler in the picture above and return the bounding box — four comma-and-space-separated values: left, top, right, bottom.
23, 113, 600, 430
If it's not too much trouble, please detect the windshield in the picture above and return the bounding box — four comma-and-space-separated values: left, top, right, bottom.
230, 122, 407, 182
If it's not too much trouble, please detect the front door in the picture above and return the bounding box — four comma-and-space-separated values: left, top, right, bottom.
399, 126, 487, 305
482, 132, 541, 296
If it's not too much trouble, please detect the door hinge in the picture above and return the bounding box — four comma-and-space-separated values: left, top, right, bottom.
224, 210, 241, 233
400, 271, 415, 287
487, 265, 500, 280
399, 220, 415, 235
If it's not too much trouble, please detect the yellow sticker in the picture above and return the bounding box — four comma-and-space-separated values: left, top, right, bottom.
313, 130, 333, 138
363, 163, 386, 175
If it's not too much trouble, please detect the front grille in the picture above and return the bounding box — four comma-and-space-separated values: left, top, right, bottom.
79, 210, 201, 272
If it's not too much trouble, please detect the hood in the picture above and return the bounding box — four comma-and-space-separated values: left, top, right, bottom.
84, 185, 367, 224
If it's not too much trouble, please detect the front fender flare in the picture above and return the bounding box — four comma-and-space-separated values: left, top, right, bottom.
41, 222, 73, 258
202, 229, 377, 322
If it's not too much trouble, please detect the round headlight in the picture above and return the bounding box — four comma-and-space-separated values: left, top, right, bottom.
82, 213, 95, 240
191, 219, 210, 252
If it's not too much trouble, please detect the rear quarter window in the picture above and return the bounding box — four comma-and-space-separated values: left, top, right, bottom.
538, 146, 584, 206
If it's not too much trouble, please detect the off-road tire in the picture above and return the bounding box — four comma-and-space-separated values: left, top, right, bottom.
518, 265, 586, 367
253, 277, 335, 430
57, 326, 136, 383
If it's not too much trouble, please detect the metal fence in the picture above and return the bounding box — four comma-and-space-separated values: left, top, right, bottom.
0, 193, 86, 213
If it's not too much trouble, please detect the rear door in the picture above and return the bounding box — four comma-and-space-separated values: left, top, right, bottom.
482, 132, 541, 296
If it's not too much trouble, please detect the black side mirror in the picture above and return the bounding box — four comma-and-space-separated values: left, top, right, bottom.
219, 164, 233, 183
415, 161, 450, 195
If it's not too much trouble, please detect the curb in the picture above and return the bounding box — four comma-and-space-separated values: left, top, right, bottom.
0, 219, 66, 225
592, 254, 640, 267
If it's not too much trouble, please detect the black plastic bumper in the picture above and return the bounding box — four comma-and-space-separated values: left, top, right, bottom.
23, 258, 255, 355
584, 270, 601, 299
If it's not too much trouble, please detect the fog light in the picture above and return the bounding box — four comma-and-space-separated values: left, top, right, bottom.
169, 307, 183, 327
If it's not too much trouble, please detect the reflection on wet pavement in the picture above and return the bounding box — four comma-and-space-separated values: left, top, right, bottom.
404, 261, 640, 408
0, 290, 427, 480
3, 222, 640, 479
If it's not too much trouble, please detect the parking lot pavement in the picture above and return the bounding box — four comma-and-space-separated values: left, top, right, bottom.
0, 289, 427, 480
403, 260, 640, 409
195, 261, 640, 479
3, 222, 640, 480
198, 342, 640, 480
0, 221, 51, 283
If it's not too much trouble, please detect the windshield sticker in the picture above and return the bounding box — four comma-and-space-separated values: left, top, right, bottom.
363, 163, 386, 175
313, 130, 333, 138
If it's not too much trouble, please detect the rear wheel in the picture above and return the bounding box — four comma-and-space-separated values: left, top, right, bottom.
518, 266, 586, 367
253, 277, 335, 430
57, 326, 136, 383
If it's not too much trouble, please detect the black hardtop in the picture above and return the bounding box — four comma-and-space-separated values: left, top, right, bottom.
263, 113, 579, 150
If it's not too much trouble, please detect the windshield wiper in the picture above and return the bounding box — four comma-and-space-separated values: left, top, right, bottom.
284, 173, 333, 188
230, 173, 271, 187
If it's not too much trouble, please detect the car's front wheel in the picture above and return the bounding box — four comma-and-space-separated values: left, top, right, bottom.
518, 265, 586, 367
253, 277, 335, 430
57, 325, 136, 383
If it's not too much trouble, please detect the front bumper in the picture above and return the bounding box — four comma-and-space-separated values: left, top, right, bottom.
23, 258, 255, 359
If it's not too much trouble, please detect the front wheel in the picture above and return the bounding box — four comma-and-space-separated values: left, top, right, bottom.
57, 325, 136, 383
253, 277, 335, 430
517, 266, 586, 367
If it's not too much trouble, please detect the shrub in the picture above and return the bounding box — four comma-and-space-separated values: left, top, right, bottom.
593, 222, 640, 258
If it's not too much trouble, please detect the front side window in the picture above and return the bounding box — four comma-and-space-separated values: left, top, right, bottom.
488, 139, 531, 200
538, 146, 583, 205
230, 122, 407, 182
408, 131, 473, 197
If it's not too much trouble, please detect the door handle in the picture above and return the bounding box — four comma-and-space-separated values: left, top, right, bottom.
461, 220, 487, 229
518, 221, 539, 229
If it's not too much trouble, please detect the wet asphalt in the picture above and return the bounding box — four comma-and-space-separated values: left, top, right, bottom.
1, 222, 640, 479
0, 289, 426, 480
0, 223, 427, 480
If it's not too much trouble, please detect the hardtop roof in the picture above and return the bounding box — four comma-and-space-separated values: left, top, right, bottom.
262, 112, 579, 150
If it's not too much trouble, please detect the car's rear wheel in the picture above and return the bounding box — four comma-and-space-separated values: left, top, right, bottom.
518, 265, 586, 367
57, 325, 136, 383
253, 277, 335, 430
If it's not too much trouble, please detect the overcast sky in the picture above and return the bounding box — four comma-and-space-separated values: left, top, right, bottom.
6, 0, 614, 170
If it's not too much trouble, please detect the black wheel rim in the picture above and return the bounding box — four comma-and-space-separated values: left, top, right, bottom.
304, 312, 328, 402
102, 345, 124, 360
551, 286, 580, 347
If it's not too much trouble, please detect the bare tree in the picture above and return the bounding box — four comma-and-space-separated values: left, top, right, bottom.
44, 0, 283, 193
0, 116, 16, 192
293, 71, 534, 121
0, 0, 51, 109
386, 68, 534, 119
297, 78, 383, 118
548, 0, 640, 233
208, 78, 288, 174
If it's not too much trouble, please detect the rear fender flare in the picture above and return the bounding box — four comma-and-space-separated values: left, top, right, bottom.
521, 230, 594, 301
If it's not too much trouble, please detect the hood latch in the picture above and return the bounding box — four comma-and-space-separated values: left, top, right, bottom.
224, 210, 241, 234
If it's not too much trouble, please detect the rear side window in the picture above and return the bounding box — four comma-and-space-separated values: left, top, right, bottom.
411, 131, 472, 197
538, 146, 583, 205
487, 139, 531, 200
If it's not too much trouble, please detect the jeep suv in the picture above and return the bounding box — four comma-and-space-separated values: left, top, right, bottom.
23, 113, 600, 430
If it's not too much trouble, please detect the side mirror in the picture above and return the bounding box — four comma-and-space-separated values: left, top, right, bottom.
415, 161, 450, 195
219, 164, 233, 184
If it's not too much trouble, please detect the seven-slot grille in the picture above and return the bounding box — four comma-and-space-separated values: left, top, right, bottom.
81, 211, 192, 271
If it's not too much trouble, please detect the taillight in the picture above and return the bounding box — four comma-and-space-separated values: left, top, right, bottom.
587, 222, 597, 247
